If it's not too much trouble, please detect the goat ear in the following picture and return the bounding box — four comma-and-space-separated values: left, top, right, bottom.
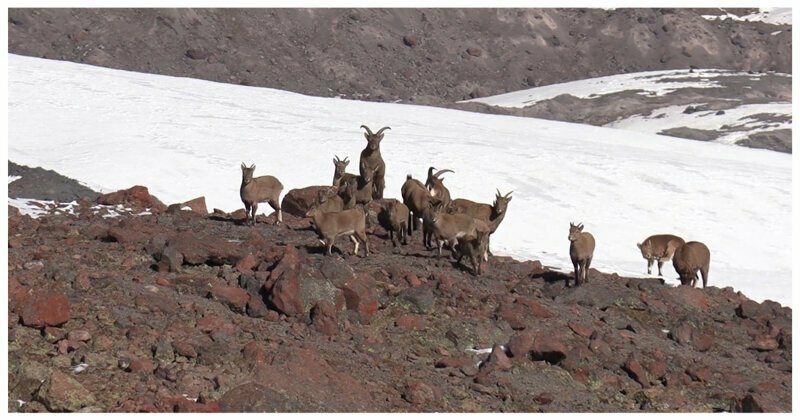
636, 243, 642, 249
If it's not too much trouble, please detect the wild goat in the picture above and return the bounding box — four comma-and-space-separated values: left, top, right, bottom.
423, 203, 479, 258
456, 229, 490, 276
358, 125, 390, 199
377, 199, 410, 247
305, 206, 370, 257
401, 174, 434, 245
425, 167, 454, 209
332, 155, 358, 190
637, 234, 685, 276
339, 176, 373, 207
568, 222, 595, 287
451, 189, 513, 254
672, 241, 710, 288
315, 182, 356, 214
240, 163, 283, 226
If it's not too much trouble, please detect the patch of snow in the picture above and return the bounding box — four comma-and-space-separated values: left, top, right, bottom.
72, 363, 89, 373
181, 205, 192, 211
8, 197, 53, 218
702, 8, 792, 25
460, 69, 787, 108
9, 175, 22, 183
771, 30, 782, 36
7, 54, 792, 306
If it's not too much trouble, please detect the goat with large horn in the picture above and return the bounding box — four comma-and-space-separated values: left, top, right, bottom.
425, 167, 455, 210
359, 125, 390, 199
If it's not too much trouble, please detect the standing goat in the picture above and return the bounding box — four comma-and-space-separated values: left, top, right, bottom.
358, 125, 390, 199
332, 155, 358, 190
456, 229, 490, 276
240, 163, 283, 226
378, 199, 410, 247
424, 203, 479, 258
637, 234, 685, 276
401, 174, 437, 248
315, 182, 356, 214
672, 241, 710, 288
425, 167, 455, 210
568, 222, 595, 287
451, 189, 513, 255
305, 206, 370, 257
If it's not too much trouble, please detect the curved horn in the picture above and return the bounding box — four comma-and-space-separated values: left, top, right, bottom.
335, 155, 341, 161
360, 125, 374, 136
503, 191, 514, 198
375, 126, 391, 135
344, 156, 349, 163
496, 188, 502, 197
433, 169, 454, 179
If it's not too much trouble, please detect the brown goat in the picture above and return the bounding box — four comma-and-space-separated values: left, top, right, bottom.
568, 222, 595, 287
305, 206, 370, 257
240, 163, 283, 226
451, 189, 513, 255
378, 199, 410, 247
637, 234, 686, 276
672, 241, 710, 288
316, 182, 356, 214
401, 174, 434, 246
332, 155, 358, 190
358, 125, 390, 199
425, 203, 479, 258
425, 167, 455, 209
456, 229, 490, 276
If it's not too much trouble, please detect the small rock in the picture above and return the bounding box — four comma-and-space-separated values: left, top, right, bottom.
404, 380, 436, 405
235, 254, 259, 273
21, 292, 71, 327
36, 371, 96, 412
395, 314, 425, 331
246, 295, 269, 318
533, 392, 554, 405
749, 335, 779, 351
208, 286, 250, 313
487, 345, 512, 370
310, 301, 339, 335
402, 34, 418, 47
531, 334, 567, 363
171, 341, 197, 359
466, 47, 483, 57
623, 353, 649, 388
506, 331, 534, 358
127, 358, 155, 374
434, 356, 473, 368
67, 330, 91, 342
568, 322, 594, 338
685, 364, 711, 382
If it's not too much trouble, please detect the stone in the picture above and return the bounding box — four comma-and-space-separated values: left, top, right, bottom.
623, 353, 649, 388
242, 342, 267, 365
280, 186, 335, 218
181, 196, 208, 215
339, 274, 380, 321
402, 34, 418, 47
434, 356, 473, 368
395, 314, 425, 331
172, 341, 197, 359
311, 301, 339, 335
404, 380, 436, 405
692, 332, 714, 352
96, 185, 166, 212
128, 358, 155, 374
487, 345, 512, 370
531, 334, 567, 364
506, 331, 534, 358
685, 364, 711, 382
67, 329, 91, 342
209, 286, 250, 313
749, 335, 779, 351
21, 292, 71, 327
568, 322, 594, 338
466, 46, 483, 57
36, 371, 96, 412
246, 294, 269, 318
235, 253, 259, 273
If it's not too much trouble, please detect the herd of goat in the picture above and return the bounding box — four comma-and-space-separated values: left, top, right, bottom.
239, 125, 711, 288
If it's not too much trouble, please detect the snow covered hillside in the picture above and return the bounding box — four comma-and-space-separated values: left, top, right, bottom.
8, 54, 792, 306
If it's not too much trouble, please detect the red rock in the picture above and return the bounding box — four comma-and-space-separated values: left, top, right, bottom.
395, 314, 424, 331
402, 34, 418, 47
516, 297, 553, 318
404, 380, 436, 405
533, 392, 554, 405
497, 302, 527, 330
96, 185, 166, 212
267, 246, 304, 316
156, 277, 173, 287
172, 341, 197, 359
749, 335, 779, 351
67, 329, 91, 342
692, 332, 713, 352
173, 398, 221, 413
527, 260, 545, 276
403, 272, 422, 287
242, 341, 267, 365
37, 371, 96, 412
623, 353, 649, 388
568, 322, 594, 338
685, 364, 711, 382
434, 356, 473, 368
507, 331, 534, 358
209, 286, 250, 313
43, 326, 65, 343
20, 292, 71, 327
646, 360, 667, 381
672, 286, 709, 309
339, 274, 379, 322
488, 345, 512, 370
531, 334, 567, 363
128, 358, 155, 374
161, 231, 242, 272
311, 301, 339, 335
57, 339, 71, 354
181, 196, 208, 215
246, 294, 269, 318
235, 253, 259, 273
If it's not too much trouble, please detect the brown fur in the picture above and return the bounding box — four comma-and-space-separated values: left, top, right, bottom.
305, 206, 370, 257
358, 125, 390, 199
378, 199, 410, 247
240, 163, 283, 226
637, 234, 686, 276
568, 222, 595, 287
672, 241, 710, 288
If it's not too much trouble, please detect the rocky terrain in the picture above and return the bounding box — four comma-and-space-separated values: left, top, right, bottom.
6, 185, 792, 412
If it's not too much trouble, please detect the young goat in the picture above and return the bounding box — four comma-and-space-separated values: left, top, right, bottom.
340, 176, 374, 207
451, 189, 513, 255
378, 199, 410, 247
424, 203, 479, 259
456, 229, 490, 276
568, 222, 595, 287
637, 234, 685, 276
305, 205, 370, 257
316, 182, 356, 214
332, 155, 358, 190
672, 241, 710, 288
358, 125, 390, 199
401, 174, 434, 246
425, 167, 455, 210
240, 163, 283, 226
